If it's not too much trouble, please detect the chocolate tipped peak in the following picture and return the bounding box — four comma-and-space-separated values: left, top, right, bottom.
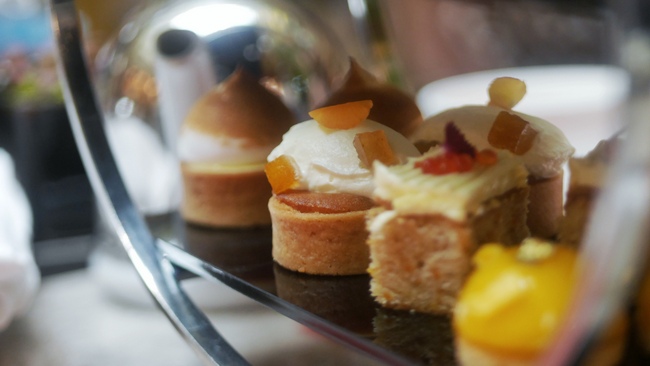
183, 66, 296, 147
320, 58, 423, 137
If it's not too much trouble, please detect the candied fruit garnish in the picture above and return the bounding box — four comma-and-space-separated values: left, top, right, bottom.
475, 149, 498, 166
488, 77, 526, 110
415, 152, 474, 175
276, 191, 376, 214
265, 155, 300, 194
353, 130, 399, 168
309, 100, 373, 130
487, 111, 538, 155
443, 122, 476, 157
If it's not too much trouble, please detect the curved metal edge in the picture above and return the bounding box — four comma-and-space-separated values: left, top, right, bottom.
48, 1, 249, 365
158, 239, 417, 366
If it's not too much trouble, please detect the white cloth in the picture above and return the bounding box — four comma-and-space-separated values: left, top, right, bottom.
0, 149, 40, 331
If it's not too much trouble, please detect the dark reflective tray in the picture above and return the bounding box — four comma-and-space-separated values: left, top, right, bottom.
147, 212, 457, 365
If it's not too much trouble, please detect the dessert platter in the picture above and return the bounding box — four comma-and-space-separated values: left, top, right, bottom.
50, 0, 650, 365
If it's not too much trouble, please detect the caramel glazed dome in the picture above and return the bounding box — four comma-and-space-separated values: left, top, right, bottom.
179, 67, 296, 228
318, 58, 423, 138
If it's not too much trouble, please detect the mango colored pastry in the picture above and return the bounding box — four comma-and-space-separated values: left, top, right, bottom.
454, 239, 628, 366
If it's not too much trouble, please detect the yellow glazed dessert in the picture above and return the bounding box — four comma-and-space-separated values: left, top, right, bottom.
454, 239, 627, 366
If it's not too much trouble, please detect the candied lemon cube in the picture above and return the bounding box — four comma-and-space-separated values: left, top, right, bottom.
488, 77, 526, 110
353, 130, 399, 168
487, 111, 538, 155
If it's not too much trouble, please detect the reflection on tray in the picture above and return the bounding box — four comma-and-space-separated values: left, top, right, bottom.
373, 308, 456, 366
182, 222, 276, 292
150, 213, 461, 364
273, 263, 378, 337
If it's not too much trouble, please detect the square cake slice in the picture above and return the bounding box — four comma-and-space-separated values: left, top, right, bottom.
367, 147, 530, 314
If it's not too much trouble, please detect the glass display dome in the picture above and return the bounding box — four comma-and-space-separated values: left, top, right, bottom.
91, 0, 351, 141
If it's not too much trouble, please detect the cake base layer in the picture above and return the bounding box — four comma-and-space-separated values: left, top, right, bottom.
269, 196, 371, 275
181, 165, 272, 228
367, 187, 529, 314
527, 173, 564, 239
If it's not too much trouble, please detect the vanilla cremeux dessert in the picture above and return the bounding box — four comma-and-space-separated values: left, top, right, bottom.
266, 100, 420, 275
179, 67, 296, 228
411, 77, 575, 238
367, 122, 529, 313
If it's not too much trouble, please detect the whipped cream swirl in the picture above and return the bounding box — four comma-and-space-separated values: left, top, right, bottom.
267, 119, 420, 197
412, 105, 574, 178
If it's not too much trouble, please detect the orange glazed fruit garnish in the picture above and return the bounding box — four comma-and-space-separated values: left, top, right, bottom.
265, 155, 300, 194
309, 100, 373, 130
487, 111, 538, 155
353, 130, 399, 168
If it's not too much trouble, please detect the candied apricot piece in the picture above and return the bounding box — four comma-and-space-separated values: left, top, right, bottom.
264, 155, 300, 194
353, 130, 399, 168
309, 100, 373, 130
277, 191, 376, 214
487, 111, 538, 155
488, 77, 526, 110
